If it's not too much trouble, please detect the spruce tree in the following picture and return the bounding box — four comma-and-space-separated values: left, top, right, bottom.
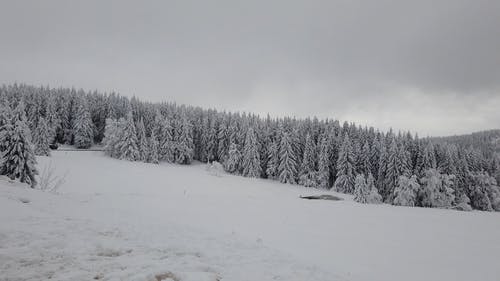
147, 129, 160, 164
376, 139, 388, 191
354, 174, 369, 203
118, 111, 140, 161
102, 118, 122, 158
0, 101, 13, 152
175, 114, 194, 164
33, 117, 51, 156
0, 103, 38, 187
278, 132, 297, 184
383, 138, 401, 202
266, 139, 280, 180
225, 142, 241, 174
299, 134, 318, 187
361, 141, 371, 176
333, 134, 355, 193
45, 93, 60, 143
136, 118, 149, 162
366, 173, 383, 204
317, 134, 330, 188
73, 96, 94, 149
242, 128, 261, 178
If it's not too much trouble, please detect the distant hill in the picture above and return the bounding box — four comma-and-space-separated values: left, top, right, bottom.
432, 129, 500, 157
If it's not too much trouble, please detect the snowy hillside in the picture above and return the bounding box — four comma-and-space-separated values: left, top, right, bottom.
1, 151, 500, 281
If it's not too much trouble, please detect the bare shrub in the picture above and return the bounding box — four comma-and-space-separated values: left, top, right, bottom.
38, 161, 68, 193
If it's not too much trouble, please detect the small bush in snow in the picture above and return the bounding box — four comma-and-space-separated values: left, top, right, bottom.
38, 161, 67, 193
206, 161, 224, 177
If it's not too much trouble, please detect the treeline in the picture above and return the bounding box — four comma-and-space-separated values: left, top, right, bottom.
1, 83, 499, 211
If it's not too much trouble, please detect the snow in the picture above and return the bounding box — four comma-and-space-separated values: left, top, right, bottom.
1, 151, 500, 281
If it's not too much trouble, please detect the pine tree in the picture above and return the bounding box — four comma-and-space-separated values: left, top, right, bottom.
366, 173, 383, 204
361, 141, 371, 176
376, 139, 388, 191
225, 142, 241, 174
266, 139, 280, 180
102, 118, 122, 158
147, 129, 160, 164
334, 134, 355, 193
393, 175, 419, 207
33, 117, 51, 156
151, 110, 173, 162
383, 138, 401, 202
0, 101, 13, 152
45, 92, 59, 143
439, 145, 457, 175
118, 111, 140, 161
370, 137, 381, 178
73, 96, 94, 149
136, 118, 149, 162
418, 142, 437, 175
0, 103, 38, 187
175, 114, 194, 164
317, 134, 330, 188
278, 132, 297, 184
354, 174, 369, 203
242, 128, 261, 177
299, 134, 318, 187
217, 116, 230, 162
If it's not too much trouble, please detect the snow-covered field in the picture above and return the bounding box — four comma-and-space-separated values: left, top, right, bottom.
1, 151, 500, 281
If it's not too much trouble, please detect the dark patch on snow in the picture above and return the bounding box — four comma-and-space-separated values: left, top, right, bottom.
155, 272, 180, 281
18, 197, 31, 204
300, 195, 343, 201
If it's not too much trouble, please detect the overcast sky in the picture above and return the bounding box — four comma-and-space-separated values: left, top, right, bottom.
1, 0, 499, 136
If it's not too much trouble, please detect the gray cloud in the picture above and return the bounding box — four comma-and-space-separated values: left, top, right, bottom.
1, 0, 499, 136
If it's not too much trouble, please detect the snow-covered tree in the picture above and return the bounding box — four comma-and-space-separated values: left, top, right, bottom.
33, 117, 51, 156
45, 92, 59, 143
419, 169, 455, 209
175, 114, 194, 164
153, 110, 174, 162
278, 132, 297, 184
469, 172, 500, 211
317, 134, 330, 188
147, 129, 160, 164
225, 142, 241, 174
266, 139, 279, 179
241, 128, 261, 177
102, 118, 122, 158
118, 111, 140, 161
360, 141, 371, 176
0, 103, 38, 187
73, 96, 94, 149
454, 193, 473, 211
383, 138, 402, 202
136, 118, 149, 162
353, 174, 369, 203
366, 173, 383, 204
334, 134, 355, 193
299, 134, 318, 187
393, 175, 419, 207
0, 101, 13, 152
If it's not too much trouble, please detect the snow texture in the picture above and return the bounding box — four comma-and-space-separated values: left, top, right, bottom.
1, 151, 500, 281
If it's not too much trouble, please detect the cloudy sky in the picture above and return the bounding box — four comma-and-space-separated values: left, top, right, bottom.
1, 0, 499, 136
